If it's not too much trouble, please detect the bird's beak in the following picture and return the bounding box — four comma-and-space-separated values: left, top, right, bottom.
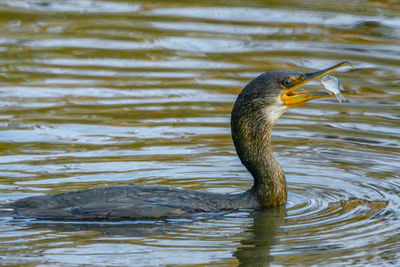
281, 61, 357, 108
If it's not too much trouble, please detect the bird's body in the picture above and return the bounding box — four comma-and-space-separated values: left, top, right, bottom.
1, 62, 355, 220
7, 185, 259, 220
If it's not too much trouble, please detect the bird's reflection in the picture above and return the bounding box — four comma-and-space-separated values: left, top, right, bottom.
235, 208, 286, 266
5, 208, 286, 265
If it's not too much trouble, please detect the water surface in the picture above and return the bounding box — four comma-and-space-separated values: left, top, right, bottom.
0, 0, 399, 266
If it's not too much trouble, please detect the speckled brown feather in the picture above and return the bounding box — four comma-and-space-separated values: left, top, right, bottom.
230, 71, 303, 207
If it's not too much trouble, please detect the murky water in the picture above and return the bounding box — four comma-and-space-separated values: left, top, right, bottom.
0, 0, 399, 266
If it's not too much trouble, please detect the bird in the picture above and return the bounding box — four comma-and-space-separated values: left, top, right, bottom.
1, 62, 355, 220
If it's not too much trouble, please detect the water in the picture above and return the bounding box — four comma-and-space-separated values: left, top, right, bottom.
0, 0, 399, 266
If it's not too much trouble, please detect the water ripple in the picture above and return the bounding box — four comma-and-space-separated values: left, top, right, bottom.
147, 7, 400, 29
0, 0, 141, 13
0, 1, 399, 266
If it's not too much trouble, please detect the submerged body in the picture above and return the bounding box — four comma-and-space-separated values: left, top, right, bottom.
7, 185, 258, 220
2, 62, 355, 220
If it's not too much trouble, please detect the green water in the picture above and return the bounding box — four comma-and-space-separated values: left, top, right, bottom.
0, 0, 399, 266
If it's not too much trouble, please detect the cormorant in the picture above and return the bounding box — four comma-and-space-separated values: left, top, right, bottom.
1, 62, 355, 220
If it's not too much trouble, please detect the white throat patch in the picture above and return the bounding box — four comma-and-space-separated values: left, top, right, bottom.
262, 95, 288, 125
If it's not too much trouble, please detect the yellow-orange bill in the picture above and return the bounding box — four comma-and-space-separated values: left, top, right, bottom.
281, 61, 356, 108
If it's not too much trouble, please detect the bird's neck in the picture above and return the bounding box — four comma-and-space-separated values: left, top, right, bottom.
231, 103, 287, 208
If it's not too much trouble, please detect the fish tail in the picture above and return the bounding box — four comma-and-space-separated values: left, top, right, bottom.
335, 93, 348, 103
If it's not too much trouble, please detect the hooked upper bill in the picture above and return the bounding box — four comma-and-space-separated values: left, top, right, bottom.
281, 61, 357, 108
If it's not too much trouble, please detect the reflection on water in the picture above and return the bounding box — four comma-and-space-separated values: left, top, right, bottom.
235, 209, 286, 266
0, 0, 399, 266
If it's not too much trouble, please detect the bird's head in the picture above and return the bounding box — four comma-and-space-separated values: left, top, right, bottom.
279, 61, 355, 108
233, 61, 356, 125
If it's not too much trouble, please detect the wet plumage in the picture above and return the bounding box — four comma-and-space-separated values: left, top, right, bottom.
1, 62, 355, 220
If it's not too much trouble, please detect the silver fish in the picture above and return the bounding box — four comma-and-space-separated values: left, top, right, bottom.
320, 75, 348, 103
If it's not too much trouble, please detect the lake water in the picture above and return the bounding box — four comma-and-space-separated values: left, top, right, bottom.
0, 0, 399, 266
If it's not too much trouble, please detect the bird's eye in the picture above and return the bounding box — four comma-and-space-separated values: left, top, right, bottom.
282, 78, 292, 87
